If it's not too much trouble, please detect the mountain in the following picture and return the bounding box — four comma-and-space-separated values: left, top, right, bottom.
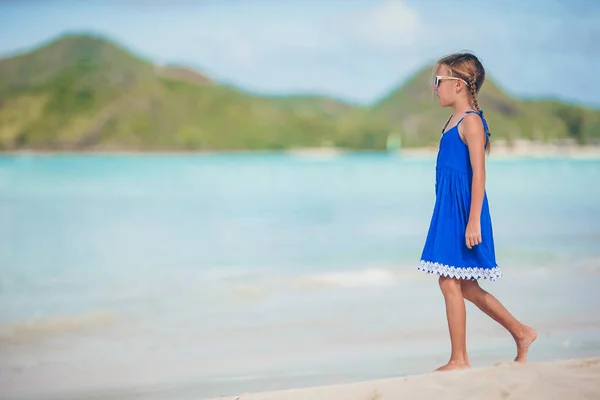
0, 34, 388, 151
0, 33, 598, 151
155, 65, 212, 86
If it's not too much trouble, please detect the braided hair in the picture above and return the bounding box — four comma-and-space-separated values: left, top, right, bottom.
468, 76, 480, 112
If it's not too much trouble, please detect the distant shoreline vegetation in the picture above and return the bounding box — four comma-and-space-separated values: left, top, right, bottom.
2, 140, 600, 161
1, 33, 599, 152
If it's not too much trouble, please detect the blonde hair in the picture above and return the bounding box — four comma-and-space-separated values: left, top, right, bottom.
437, 52, 491, 152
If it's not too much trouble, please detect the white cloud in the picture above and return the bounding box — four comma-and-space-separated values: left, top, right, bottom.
186, 0, 423, 71
219, 31, 258, 69
179, 25, 261, 71
348, 0, 421, 51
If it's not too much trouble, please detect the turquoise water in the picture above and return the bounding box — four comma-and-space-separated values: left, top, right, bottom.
1, 153, 599, 399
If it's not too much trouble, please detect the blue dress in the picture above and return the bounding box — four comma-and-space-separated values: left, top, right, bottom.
419, 110, 502, 281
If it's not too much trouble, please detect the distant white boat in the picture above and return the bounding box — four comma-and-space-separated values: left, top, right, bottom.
287, 147, 344, 160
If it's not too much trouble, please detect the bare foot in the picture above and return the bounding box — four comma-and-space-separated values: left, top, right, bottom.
436, 360, 470, 371
514, 325, 537, 362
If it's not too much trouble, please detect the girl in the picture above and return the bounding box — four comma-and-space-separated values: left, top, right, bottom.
418, 52, 537, 371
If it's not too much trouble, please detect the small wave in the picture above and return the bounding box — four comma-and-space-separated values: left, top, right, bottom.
287, 148, 343, 161
508, 266, 552, 279
0, 311, 118, 345
202, 268, 267, 285
231, 283, 269, 300
296, 268, 398, 289
225, 266, 426, 299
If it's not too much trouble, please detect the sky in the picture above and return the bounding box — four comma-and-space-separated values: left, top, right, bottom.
1, 0, 599, 107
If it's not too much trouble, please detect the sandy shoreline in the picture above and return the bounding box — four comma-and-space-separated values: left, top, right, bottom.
400, 143, 600, 159
1, 141, 600, 159
206, 357, 600, 400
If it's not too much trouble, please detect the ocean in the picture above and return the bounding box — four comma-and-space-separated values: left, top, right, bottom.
1, 153, 599, 399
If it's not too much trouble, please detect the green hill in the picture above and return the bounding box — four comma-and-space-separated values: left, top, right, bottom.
0, 34, 598, 151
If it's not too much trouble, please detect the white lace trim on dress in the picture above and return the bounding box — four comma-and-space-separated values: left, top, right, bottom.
418, 260, 502, 282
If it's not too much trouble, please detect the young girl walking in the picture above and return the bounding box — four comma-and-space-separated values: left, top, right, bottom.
418, 52, 537, 371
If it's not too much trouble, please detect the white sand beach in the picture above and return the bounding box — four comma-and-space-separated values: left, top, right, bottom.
399, 140, 600, 159
207, 357, 600, 400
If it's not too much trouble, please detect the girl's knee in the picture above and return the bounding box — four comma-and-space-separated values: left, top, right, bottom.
438, 275, 461, 295
460, 279, 481, 302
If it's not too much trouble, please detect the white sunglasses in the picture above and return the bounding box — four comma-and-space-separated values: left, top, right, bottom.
433, 75, 468, 88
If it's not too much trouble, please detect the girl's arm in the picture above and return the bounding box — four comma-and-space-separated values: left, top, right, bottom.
461, 114, 487, 249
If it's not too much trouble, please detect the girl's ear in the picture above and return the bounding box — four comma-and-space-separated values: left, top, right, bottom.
455, 80, 462, 93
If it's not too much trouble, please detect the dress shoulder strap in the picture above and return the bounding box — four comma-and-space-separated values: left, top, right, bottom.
457, 110, 491, 141
456, 110, 479, 125
441, 114, 453, 134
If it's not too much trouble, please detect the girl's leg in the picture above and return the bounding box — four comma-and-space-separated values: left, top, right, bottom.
437, 276, 471, 371
460, 280, 537, 362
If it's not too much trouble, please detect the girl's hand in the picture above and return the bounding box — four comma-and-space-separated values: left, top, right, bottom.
465, 219, 482, 249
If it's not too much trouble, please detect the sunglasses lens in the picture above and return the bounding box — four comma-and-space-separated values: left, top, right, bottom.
433, 76, 439, 87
